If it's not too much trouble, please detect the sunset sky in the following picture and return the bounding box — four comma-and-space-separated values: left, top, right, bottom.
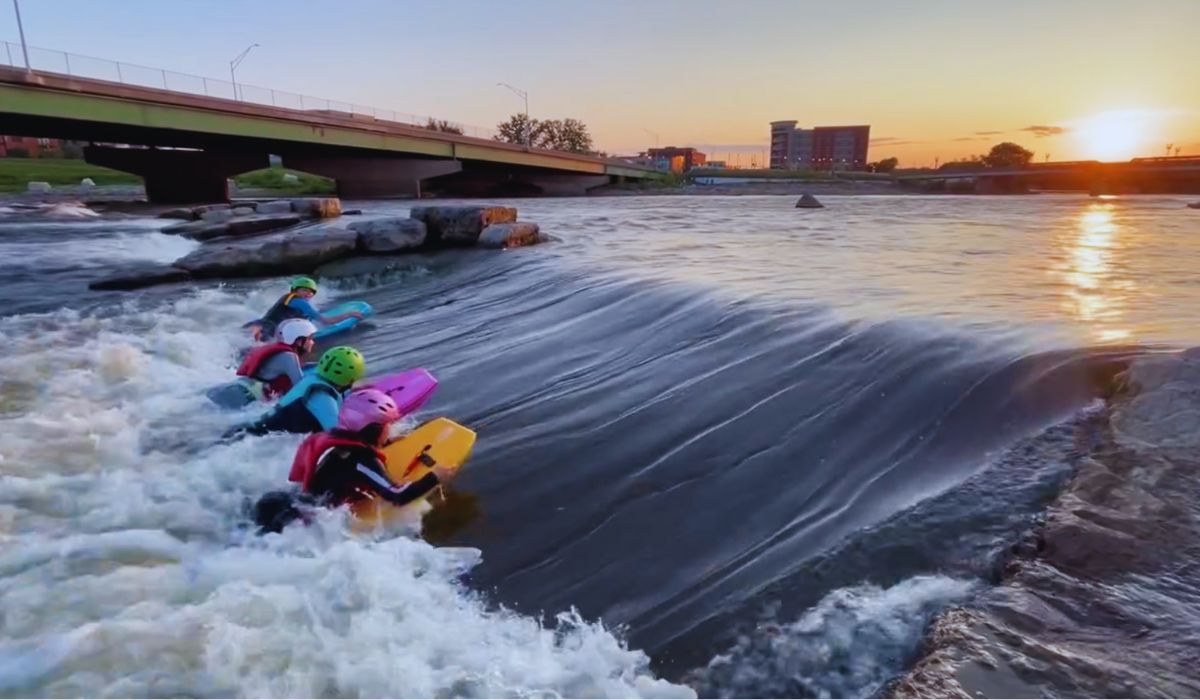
7, 0, 1199, 166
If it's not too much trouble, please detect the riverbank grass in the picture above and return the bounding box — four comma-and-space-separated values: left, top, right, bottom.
0, 158, 141, 191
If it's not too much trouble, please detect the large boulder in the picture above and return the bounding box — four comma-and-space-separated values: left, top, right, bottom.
348, 217, 427, 252
291, 197, 342, 219
89, 263, 191, 291
224, 213, 303, 238
795, 193, 824, 208
27, 181, 51, 193
160, 220, 232, 241
410, 205, 517, 246
316, 254, 421, 279
200, 208, 235, 223
478, 222, 543, 249
231, 206, 255, 217
158, 207, 198, 220
174, 226, 358, 279
256, 200, 293, 215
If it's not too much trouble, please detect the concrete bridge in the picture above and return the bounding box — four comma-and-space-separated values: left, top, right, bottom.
0, 65, 659, 202
897, 158, 1200, 194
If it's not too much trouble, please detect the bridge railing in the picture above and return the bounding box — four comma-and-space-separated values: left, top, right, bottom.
1, 40, 500, 141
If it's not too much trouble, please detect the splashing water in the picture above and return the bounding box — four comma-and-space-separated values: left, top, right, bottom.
0, 284, 692, 698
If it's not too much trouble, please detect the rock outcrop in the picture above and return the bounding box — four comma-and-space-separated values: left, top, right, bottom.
410, 205, 517, 246
90, 263, 191, 291
256, 200, 293, 215
174, 226, 358, 279
478, 222, 543, 249
291, 197, 342, 219
97, 200, 549, 290
160, 213, 301, 241
795, 193, 824, 209
348, 217, 427, 252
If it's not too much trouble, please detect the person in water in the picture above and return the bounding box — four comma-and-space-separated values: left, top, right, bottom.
253, 389, 458, 533
238, 319, 319, 400
249, 276, 364, 341
206, 319, 320, 409
241, 345, 365, 436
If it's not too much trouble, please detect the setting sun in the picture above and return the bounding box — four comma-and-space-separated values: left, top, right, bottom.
1072, 110, 1161, 162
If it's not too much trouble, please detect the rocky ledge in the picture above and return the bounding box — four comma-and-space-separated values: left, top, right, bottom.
91, 199, 548, 290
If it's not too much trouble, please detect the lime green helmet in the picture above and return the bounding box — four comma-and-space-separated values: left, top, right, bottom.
290, 276, 318, 293
317, 346, 365, 387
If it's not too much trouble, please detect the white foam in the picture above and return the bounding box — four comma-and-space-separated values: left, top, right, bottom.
0, 285, 689, 697
690, 575, 976, 698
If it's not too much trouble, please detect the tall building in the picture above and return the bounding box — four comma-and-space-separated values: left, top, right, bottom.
770, 122, 870, 170
644, 147, 707, 173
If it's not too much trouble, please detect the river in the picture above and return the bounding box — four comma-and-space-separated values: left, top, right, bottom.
1, 194, 1197, 697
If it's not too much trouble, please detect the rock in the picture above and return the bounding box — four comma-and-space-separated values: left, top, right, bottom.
224, 213, 304, 238
348, 217, 427, 252
291, 197, 342, 219
80, 177, 95, 187
194, 204, 231, 215
89, 263, 191, 290
174, 226, 358, 278
160, 220, 232, 241
256, 200, 293, 215
26, 181, 51, 193
200, 208, 236, 223
795, 193, 824, 208
282, 173, 300, 184
478, 222, 543, 249
316, 255, 421, 279
231, 206, 255, 216
410, 205, 517, 246
342, 209, 363, 216
1188, 202, 1200, 209
158, 207, 198, 220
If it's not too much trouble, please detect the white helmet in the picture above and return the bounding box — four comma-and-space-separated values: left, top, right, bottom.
276, 319, 318, 345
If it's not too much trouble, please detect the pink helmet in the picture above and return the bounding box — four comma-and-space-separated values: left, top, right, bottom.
336, 389, 400, 432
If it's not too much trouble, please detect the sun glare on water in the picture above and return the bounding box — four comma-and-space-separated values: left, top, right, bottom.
1073, 110, 1160, 162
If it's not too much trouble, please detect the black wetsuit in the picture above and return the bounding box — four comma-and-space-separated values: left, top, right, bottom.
253, 436, 439, 534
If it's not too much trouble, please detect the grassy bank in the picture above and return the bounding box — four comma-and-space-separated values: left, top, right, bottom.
0, 158, 141, 192
0, 159, 336, 195
234, 167, 335, 195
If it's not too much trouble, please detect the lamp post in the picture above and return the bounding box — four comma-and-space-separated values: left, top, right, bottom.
497, 82, 530, 147
229, 43, 259, 101
12, 0, 31, 76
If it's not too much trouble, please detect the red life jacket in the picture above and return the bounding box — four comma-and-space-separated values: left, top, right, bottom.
288, 432, 386, 493
236, 341, 297, 399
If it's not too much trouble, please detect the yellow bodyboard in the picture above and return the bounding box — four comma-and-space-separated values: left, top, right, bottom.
351, 417, 477, 527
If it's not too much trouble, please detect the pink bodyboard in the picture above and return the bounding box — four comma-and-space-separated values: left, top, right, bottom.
360, 368, 438, 416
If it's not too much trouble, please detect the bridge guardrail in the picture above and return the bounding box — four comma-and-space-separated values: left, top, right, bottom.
0, 40, 500, 141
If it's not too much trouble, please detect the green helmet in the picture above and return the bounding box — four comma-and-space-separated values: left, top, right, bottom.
317, 346, 365, 388
290, 276, 318, 293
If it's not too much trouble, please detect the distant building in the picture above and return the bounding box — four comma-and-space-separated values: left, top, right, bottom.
770, 122, 869, 170
644, 147, 707, 173
0, 135, 62, 158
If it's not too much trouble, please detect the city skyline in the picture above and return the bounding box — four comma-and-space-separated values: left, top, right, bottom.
6, 0, 1199, 166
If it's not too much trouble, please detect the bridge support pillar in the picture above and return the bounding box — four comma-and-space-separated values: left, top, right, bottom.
84, 146, 269, 203
282, 156, 462, 199
522, 174, 612, 196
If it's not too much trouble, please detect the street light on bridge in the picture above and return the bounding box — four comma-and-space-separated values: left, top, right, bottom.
497, 82, 530, 148
11, 0, 32, 76
229, 43, 260, 102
